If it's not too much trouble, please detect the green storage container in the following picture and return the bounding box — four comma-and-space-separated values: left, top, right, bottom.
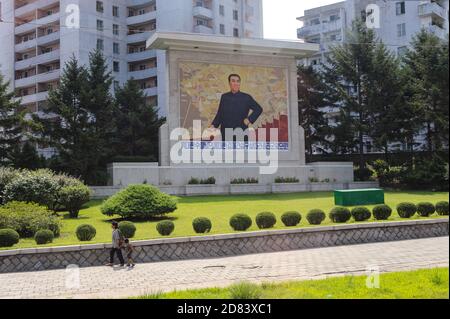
334, 189, 385, 206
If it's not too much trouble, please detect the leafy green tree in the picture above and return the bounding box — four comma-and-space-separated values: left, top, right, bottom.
403, 30, 449, 151
0, 73, 23, 165
297, 65, 330, 155
114, 79, 164, 158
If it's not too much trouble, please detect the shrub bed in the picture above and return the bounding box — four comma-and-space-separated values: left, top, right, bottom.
373, 205, 392, 220
329, 207, 351, 223
0, 202, 61, 238
351, 207, 372, 222
192, 217, 212, 234
230, 214, 252, 231
76, 224, 96, 241
119, 221, 137, 238
281, 211, 302, 227
101, 185, 177, 220
157, 221, 175, 236
417, 202, 436, 217
306, 209, 326, 225
396, 202, 417, 219
34, 229, 54, 245
0, 229, 20, 247
255, 212, 277, 229
436, 201, 449, 216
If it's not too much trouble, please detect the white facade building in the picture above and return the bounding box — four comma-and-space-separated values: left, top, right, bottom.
298, 0, 448, 66
296, 0, 449, 153
0, 0, 263, 120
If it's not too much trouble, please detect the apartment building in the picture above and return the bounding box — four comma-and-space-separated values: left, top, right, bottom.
297, 0, 449, 66
296, 0, 449, 154
0, 0, 263, 132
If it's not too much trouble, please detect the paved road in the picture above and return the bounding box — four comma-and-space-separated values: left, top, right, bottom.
0, 237, 448, 299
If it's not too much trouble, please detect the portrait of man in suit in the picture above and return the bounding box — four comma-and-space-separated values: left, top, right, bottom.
209, 74, 263, 141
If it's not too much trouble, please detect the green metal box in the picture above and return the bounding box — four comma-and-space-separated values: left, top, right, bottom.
334, 189, 385, 206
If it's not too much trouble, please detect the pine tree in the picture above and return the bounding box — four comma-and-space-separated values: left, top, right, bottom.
403, 30, 449, 151
114, 79, 164, 159
86, 50, 116, 162
31, 56, 93, 181
322, 20, 392, 168
0, 73, 23, 165
10, 141, 44, 170
298, 65, 331, 155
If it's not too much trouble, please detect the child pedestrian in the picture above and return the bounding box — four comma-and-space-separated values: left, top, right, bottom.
124, 238, 135, 268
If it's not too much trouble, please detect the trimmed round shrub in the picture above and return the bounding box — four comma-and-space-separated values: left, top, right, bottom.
76, 224, 96, 241
329, 207, 351, 223
372, 205, 392, 220
306, 209, 326, 225
396, 202, 417, 219
281, 211, 302, 227
192, 217, 212, 234
229, 214, 252, 231
34, 229, 54, 245
0, 229, 20, 247
417, 202, 435, 217
156, 221, 175, 236
351, 207, 371, 222
58, 185, 91, 218
0, 202, 61, 238
255, 212, 277, 229
436, 201, 449, 216
101, 185, 177, 220
118, 221, 137, 238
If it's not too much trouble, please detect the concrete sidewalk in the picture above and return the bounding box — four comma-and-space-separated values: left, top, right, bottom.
0, 236, 448, 299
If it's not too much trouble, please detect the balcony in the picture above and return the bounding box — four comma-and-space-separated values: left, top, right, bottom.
193, 25, 214, 34
418, 2, 447, 20
15, 49, 60, 71
127, 31, 153, 44
15, 11, 60, 35
193, 6, 214, 20
142, 87, 158, 97
127, 11, 157, 26
128, 67, 157, 80
297, 19, 342, 38
127, 0, 156, 8
127, 50, 156, 62
426, 24, 447, 39
15, 0, 59, 17
37, 31, 60, 45
16, 69, 60, 88
19, 91, 49, 105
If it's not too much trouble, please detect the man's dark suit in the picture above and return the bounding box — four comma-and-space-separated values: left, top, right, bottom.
211, 91, 263, 141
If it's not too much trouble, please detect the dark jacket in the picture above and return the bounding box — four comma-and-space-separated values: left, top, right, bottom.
211, 91, 263, 134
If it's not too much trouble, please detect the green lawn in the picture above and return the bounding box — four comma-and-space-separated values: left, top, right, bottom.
3, 190, 449, 250
136, 267, 449, 299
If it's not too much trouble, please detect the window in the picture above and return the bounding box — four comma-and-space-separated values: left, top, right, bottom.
329, 14, 340, 22
113, 81, 120, 91
113, 61, 120, 72
97, 19, 104, 31
113, 24, 119, 35
233, 28, 239, 37
397, 23, 406, 37
112, 5, 119, 17
233, 10, 239, 21
397, 46, 408, 57
96, 39, 104, 51
96, 1, 103, 13
219, 5, 225, 16
113, 42, 120, 54
396, 2, 405, 15
220, 24, 225, 35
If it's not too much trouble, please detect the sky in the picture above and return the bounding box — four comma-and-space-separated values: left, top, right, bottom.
263, 0, 341, 40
